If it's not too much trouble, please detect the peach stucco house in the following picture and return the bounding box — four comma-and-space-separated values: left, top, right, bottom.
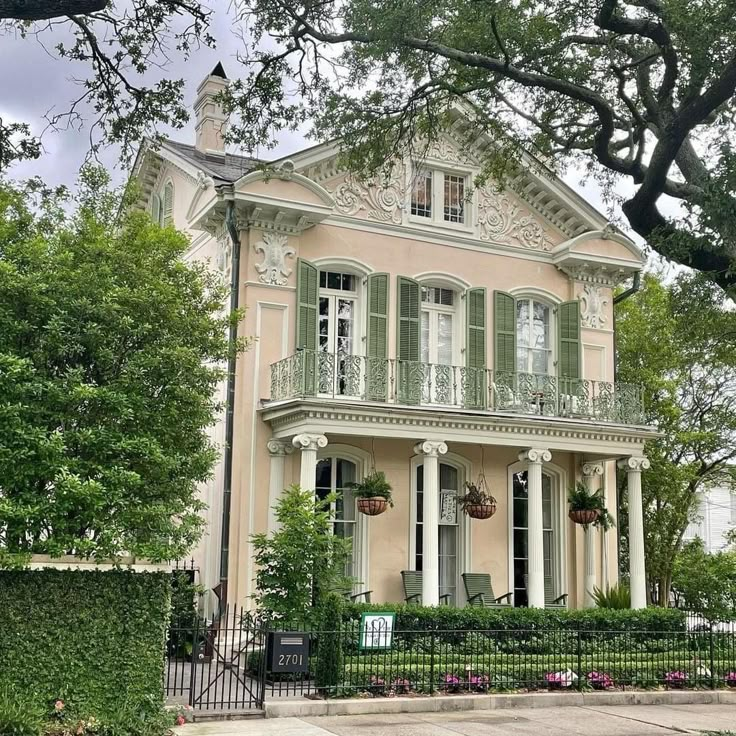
133, 66, 656, 613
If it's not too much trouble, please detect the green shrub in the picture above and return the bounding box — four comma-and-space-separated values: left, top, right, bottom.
314, 593, 344, 693
0, 569, 170, 722
341, 602, 686, 635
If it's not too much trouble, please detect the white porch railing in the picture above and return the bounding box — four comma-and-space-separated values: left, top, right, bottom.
268, 350, 645, 426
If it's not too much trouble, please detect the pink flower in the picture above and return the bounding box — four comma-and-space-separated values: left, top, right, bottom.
725, 671, 736, 687
176, 715, 186, 726
54, 700, 65, 712
587, 671, 613, 690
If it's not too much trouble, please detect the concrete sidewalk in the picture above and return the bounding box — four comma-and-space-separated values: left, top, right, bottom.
180, 703, 736, 735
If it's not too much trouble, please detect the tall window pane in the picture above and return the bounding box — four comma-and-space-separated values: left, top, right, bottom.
411, 169, 432, 218
443, 174, 465, 223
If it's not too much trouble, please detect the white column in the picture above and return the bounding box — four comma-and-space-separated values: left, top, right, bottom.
414, 440, 448, 606
519, 448, 551, 608
618, 456, 650, 609
266, 440, 294, 532
582, 462, 605, 608
292, 433, 328, 491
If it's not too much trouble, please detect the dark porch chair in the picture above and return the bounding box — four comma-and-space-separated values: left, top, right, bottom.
462, 572, 513, 608
401, 570, 451, 605
524, 574, 568, 609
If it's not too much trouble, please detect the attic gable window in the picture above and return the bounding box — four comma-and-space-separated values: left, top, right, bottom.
410, 165, 468, 227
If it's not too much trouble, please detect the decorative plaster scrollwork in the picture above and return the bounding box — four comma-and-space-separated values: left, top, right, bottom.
582, 462, 605, 478
254, 232, 295, 286
424, 138, 477, 165
414, 440, 448, 457
580, 284, 610, 330
292, 433, 328, 452
617, 457, 650, 473
477, 186, 554, 251
330, 170, 404, 225
216, 228, 232, 281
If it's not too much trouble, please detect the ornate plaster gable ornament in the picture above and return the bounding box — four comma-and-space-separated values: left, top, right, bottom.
424, 137, 478, 166
580, 284, 610, 329
196, 170, 214, 190
216, 226, 232, 280
329, 169, 405, 225
559, 263, 628, 288
254, 232, 296, 286
478, 186, 555, 251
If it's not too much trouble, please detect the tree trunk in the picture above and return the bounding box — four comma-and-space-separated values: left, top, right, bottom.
0, 0, 106, 20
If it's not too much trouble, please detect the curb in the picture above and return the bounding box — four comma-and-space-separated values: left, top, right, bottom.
263, 689, 736, 719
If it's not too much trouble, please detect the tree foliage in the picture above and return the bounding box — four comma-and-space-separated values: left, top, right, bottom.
0, 168, 245, 564
0, 1, 214, 169
223, 0, 736, 295
616, 272, 736, 604
251, 485, 353, 621
673, 539, 736, 622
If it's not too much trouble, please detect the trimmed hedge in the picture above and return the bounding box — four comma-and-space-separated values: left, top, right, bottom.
0, 569, 171, 719
342, 603, 687, 633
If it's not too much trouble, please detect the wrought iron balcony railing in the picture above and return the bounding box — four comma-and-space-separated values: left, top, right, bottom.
268, 350, 645, 425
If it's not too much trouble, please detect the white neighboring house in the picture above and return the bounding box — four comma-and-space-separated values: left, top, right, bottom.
683, 486, 736, 553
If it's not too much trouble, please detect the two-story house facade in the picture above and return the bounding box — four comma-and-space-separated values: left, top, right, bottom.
133, 66, 656, 612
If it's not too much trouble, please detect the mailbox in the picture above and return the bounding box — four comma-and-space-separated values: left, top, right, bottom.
267, 631, 310, 673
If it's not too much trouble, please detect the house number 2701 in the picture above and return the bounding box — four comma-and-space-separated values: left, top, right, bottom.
278, 653, 304, 666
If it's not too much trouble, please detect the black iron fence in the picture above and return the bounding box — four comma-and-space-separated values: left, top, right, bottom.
165, 611, 736, 711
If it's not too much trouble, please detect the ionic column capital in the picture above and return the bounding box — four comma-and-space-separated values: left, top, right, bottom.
292, 433, 328, 452
617, 456, 650, 473
267, 439, 294, 457
582, 462, 605, 478
414, 440, 448, 458
519, 448, 551, 465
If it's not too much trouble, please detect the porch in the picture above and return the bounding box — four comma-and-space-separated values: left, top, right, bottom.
259, 411, 654, 609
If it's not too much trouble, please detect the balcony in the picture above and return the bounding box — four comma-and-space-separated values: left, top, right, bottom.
268, 350, 645, 426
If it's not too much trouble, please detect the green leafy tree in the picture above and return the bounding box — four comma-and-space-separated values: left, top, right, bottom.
673, 539, 736, 622
0, 167, 245, 565
616, 273, 736, 605
224, 0, 736, 295
251, 485, 353, 621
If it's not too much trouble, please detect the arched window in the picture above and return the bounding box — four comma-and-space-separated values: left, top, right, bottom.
162, 180, 174, 227
315, 454, 366, 589
412, 455, 470, 606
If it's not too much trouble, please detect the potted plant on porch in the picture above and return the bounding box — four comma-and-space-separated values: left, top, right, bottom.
349, 470, 394, 516
458, 480, 497, 520
568, 482, 614, 528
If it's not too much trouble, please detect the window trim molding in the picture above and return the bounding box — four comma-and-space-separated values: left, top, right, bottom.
506, 458, 568, 607
316, 444, 372, 594
413, 272, 472, 292
312, 256, 374, 277
409, 451, 472, 606
509, 286, 563, 305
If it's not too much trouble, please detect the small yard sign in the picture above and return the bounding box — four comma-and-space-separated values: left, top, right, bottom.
359, 612, 395, 650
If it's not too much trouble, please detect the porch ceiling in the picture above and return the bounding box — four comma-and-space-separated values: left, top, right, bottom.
260, 398, 657, 457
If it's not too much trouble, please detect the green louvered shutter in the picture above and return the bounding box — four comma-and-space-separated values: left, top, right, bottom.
151, 193, 161, 225
558, 300, 581, 395
465, 287, 487, 408
397, 276, 421, 404
494, 291, 516, 375
366, 273, 389, 401
163, 182, 173, 227
296, 259, 319, 395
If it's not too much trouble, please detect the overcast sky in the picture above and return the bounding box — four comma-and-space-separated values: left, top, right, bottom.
0, 8, 680, 278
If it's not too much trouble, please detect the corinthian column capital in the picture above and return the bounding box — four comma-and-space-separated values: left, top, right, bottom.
617, 456, 650, 473
519, 448, 551, 465
414, 440, 448, 457
292, 433, 328, 452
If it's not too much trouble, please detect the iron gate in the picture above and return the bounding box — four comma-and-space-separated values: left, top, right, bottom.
166, 608, 267, 712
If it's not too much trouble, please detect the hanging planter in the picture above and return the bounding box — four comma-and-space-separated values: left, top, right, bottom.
348, 470, 394, 517
568, 508, 599, 525
567, 482, 615, 529
458, 478, 497, 520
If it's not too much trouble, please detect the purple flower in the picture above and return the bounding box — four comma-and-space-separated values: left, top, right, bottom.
664, 671, 688, 688
587, 671, 613, 690
725, 671, 736, 687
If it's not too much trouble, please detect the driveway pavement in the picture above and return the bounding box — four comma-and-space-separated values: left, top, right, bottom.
181, 703, 736, 735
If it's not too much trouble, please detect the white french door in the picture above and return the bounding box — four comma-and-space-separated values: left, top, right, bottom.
318, 270, 358, 395
420, 286, 457, 404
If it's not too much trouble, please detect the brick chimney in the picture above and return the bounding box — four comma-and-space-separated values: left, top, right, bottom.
194, 62, 228, 154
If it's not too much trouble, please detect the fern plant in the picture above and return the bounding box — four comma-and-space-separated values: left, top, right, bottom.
592, 583, 631, 609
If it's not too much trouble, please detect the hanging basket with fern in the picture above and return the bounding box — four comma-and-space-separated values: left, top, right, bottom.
567, 482, 614, 529
348, 471, 394, 516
